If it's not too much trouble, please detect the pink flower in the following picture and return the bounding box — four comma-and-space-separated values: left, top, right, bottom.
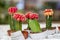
31, 13, 38, 19
13, 13, 20, 20
20, 15, 26, 22
25, 12, 32, 19
8, 7, 17, 15
13, 13, 26, 22
25, 12, 38, 19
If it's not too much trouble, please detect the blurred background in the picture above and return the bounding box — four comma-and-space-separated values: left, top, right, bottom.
0, 0, 60, 24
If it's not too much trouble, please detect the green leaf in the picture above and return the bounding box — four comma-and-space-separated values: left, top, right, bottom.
29, 19, 42, 32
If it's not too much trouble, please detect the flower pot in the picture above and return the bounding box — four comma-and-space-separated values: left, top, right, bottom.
24, 28, 47, 39
7, 30, 16, 36
48, 27, 56, 30
22, 31, 28, 39
58, 26, 60, 31
28, 27, 56, 39
48, 34, 60, 39
56, 26, 60, 33
29, 30, 47, 39
7, 30, 28, 39
45, 27, 56, 35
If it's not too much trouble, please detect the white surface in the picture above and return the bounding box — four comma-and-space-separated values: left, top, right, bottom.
0, 23, 60, 40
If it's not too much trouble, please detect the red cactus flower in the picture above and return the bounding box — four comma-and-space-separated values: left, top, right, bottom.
31, 13, 38, 19
25, 12, 38, 19
8, 7, 17, 15
13, 13, 20, 20
20, 14, 26, 22
25, 12, 32, 19
13, 13, 26, 22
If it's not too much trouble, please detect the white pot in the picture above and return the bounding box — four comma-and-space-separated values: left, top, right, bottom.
48, 34, 60, 39
46, 29, 56, 35
29, 31, 47, 39
48, 35, 54, 39
29, 29, 56, 39
53, 34, 60, 39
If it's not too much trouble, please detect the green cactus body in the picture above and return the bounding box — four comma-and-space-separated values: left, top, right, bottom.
9, 15, 15, 31
27, 19, 31, 30
13, 20, 22, 31
9, 15, 22, 31
46, 15, 52, 29
28, 19, 42, 32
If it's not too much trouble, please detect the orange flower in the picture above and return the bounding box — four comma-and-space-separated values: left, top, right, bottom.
44, 9, 53, 16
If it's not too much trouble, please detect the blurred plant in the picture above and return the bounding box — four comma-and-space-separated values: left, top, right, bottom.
8, 7, 18, 31
25, 6, 39, 13
8, 7, 26, 31
13, 13, 26, 31
25, 12, 42, 32
42, 2, 57, 10
44, 9, 53, 29
0, 0, 17, 24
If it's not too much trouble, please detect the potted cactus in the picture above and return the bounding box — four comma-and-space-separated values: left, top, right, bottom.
8, 7, 27, 31
8, 7, 18, 32
44, 9, 56, 29
25, 12, 42, 33
13, 13, 28, 39
25, 12, 48, 39
8, 7, 28, 39
13, 13, 26, 31
43, 9, 56, 36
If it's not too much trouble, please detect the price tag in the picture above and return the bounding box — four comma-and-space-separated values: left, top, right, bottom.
11, 31, 25, 40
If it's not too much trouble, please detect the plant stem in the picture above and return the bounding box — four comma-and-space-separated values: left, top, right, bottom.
46, 15, 52, 29
9, 15, 15, 31
14, 20, 22, 31
27, 19, 31, 30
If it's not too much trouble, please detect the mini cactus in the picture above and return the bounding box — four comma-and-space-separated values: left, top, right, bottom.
44, 9, 53, 29
25, 12, 42, 32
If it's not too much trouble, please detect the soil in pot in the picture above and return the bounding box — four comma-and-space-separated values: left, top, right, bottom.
30, 28, 46, 34
24, 27, 46, 34
47, 27, 56, 30
24, 27, 56, 33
